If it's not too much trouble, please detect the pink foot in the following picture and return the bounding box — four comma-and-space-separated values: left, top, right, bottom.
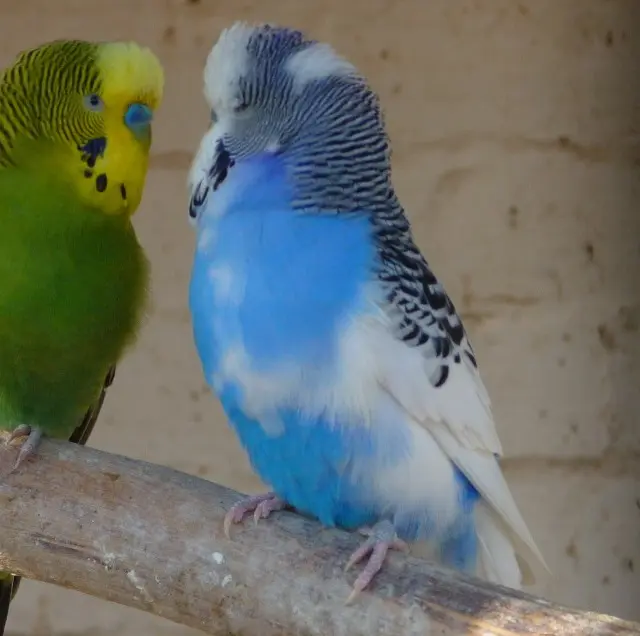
253, 495, 287, 524
6, 424, 43, 472
344, 520, 408, 604
223, 492, 287, 539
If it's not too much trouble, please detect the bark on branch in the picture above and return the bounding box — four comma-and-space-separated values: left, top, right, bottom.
0, 438, 638, 636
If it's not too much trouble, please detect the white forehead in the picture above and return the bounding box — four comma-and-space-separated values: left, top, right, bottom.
203, 22, 360, 109
203, 22, 255, 110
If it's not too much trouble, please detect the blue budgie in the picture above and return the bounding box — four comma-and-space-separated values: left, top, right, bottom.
187, 22, 548, 601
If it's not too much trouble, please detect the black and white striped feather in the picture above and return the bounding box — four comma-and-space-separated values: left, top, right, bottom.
190, 23, 548, 581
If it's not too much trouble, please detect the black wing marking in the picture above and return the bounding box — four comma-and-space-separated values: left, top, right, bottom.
68, 365, 116, 445
377, 231, 478, 388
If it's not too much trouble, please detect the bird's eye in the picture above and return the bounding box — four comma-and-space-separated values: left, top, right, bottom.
210, 108, 218, 124
83, 94, 104, 112
233, 100, 250, 114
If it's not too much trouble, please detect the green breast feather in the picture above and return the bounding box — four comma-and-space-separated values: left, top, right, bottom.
0, 164, 148, 437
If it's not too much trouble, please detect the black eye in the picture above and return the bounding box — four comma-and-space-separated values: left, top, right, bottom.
83, 94, 104, 112
210, 109, 218, 124
233, 100, 250, 114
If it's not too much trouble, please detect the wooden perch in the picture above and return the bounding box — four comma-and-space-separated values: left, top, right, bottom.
0, 439, 638, 636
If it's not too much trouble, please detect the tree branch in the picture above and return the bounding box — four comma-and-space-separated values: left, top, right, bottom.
0, 439, 637, 636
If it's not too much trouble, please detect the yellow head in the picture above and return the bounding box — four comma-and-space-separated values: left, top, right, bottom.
0, 39, 164, 216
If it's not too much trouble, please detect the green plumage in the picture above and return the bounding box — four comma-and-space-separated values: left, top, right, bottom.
0, 37, 162, 633
0, 164, 147, 435
0, 365, 115, 625
0, 152, 148, 634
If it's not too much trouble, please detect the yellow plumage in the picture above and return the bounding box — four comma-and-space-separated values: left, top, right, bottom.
87, 42, 164, 214
0, 39, 164, 216
0, 38, 164, 634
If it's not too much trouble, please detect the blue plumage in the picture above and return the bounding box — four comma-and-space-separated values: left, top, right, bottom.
190, 149, 481, 564
190, 153, 375, 372
221, 398, 382, 531
187, 22, 546, 598
226, 396, 481, 557
190, 152, 387, 529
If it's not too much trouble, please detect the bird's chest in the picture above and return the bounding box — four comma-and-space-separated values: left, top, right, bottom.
0, 215, 146, 429
189, 200, 376, 395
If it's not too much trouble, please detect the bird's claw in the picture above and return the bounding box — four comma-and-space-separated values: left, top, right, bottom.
224, 500, 404, 603
7, 424, 31, 444
345, 520, 407, 604
253, 495, 287, 524
5, 424, 43, 472
223, 492, 287, 539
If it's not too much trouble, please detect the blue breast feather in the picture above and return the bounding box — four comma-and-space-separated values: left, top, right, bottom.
189, 153, 479, 565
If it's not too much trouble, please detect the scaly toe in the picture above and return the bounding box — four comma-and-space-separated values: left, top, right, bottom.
11, 427, 43, 472
6, 424, 32, 444
253, 496, 286, 524
344, 538, 375, 572
223, 505, 248, 539
223, 492, 284, 539
345, 542, 391, 605
344, 520, 406, 604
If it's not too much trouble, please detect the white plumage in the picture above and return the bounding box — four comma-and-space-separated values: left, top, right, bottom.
188, 22, 549, 598
338, 307, 548, 587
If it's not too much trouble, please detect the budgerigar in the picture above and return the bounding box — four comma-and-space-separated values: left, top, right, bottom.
0, 40, 163, 631
187, 23, 547, 601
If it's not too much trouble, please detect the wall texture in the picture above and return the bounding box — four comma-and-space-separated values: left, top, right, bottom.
2, 1, 639, 633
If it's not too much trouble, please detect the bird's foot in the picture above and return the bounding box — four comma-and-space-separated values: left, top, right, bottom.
344, 520, 408, 604
223, 492, 287, 539
5, 424, 43, 472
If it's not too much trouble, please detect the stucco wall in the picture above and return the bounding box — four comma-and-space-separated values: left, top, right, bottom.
2, 1, 639, 633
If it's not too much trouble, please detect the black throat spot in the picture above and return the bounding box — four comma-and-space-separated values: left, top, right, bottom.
210, 139, 235, 191
78, 137, 114, 195
189, 181, 209, 219
78, 137, 107, 169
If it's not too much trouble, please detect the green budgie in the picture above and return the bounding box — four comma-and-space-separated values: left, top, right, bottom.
0, 39, 164, 632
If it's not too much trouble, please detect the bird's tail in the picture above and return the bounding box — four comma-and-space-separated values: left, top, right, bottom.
0, 575, 19, 635
475, 500, 533, 589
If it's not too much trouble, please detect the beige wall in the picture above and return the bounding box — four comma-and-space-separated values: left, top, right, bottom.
3, 0, 640, 633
